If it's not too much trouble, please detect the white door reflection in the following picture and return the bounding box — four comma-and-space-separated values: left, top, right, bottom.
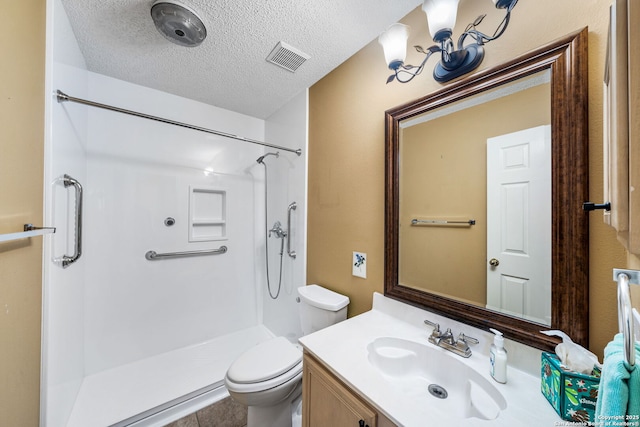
486, 125, 551, 325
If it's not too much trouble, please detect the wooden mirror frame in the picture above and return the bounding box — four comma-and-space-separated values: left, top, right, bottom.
384, 28, 589, 351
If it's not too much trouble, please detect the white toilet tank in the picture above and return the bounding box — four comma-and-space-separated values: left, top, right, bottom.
297, 284, 350, 336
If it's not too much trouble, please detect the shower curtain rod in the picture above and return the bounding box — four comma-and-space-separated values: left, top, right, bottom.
56, 90, 302, 156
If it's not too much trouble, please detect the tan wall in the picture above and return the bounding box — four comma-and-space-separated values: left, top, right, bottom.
400, 84, 549, 305
0, 1, 46, 425
308, 0, 629, 358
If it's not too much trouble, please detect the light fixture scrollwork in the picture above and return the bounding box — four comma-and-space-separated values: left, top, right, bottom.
379, 0, 519, 84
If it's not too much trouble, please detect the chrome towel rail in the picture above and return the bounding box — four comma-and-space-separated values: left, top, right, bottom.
145, 246, 227, 261
56, 90, 302, 156
57, 175, 83, 269
613, 268, 640, 367
0, 224, 56, 243
411, 218, 476, 226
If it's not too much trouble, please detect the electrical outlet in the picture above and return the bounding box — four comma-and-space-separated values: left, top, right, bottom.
352, 251, 367, 279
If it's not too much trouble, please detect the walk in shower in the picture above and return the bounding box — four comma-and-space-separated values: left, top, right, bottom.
41, 1, 307, 425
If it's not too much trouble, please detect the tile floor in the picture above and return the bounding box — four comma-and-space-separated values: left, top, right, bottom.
164, 397, 247, 427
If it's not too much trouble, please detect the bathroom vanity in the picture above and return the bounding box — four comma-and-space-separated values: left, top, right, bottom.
299, 293, 562, 426
302, 352, 395, 427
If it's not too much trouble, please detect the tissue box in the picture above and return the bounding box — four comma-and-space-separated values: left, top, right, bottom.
541, 352, 601, 423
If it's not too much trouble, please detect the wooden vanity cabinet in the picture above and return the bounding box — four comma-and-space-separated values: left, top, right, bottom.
302, 352, 396, 427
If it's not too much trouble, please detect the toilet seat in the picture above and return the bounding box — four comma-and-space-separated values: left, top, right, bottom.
225, 337, 303, 394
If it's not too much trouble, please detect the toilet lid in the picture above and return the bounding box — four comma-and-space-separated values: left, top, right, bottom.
226, 337, 302, 384
298, 284, 349, 311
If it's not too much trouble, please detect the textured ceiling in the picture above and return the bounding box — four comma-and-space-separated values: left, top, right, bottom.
60, 0, 422, 119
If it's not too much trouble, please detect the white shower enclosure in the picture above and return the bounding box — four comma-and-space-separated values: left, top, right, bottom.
41, 1, 308, 426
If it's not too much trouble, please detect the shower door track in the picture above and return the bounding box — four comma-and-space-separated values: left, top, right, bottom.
56, 90, 302, 156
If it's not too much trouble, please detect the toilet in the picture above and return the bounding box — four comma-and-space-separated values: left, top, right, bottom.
224, 284, 350, 427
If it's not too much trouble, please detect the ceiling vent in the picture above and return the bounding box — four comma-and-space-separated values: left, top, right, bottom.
266, 41, 310, 73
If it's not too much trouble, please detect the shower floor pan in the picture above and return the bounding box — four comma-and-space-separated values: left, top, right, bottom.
65, 325, 274, 427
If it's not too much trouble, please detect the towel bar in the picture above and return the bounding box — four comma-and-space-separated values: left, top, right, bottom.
0, 224, 56, 243
613, 268, 640, 367
411, 218, 476, 226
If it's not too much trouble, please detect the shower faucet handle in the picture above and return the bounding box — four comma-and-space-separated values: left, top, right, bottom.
268, 221, 286, 238
268, 221, 278, 237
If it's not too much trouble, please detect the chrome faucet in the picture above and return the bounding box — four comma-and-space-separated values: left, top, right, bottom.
268, 221, 287, 239
424, 319, 479, 358
437, 327, 455, 346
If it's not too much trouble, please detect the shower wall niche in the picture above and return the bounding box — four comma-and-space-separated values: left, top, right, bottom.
189, 187, 227, 242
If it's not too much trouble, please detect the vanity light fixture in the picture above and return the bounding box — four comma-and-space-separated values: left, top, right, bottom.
378, 0, 519, 84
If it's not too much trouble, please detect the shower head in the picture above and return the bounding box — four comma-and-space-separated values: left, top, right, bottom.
150, 0, 207, 47
256, 152, 279, 164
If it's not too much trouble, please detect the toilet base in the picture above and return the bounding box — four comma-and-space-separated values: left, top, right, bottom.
246, 386, 302, 427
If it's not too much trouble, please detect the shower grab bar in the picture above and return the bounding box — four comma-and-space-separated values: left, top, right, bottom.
0, 224, 56, 243
411, 218, 476, 226
613, 268, 640, 367
287, 202, 297, 259
56, 90, 302, 157
145, 246, 227, 261
56, 175, 83, 269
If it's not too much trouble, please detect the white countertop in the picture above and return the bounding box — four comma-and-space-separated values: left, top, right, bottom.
299, 293, 562, 427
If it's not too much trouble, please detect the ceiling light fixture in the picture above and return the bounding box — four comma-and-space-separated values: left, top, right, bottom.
379, 0, 519, 84
150, 0, 207, 47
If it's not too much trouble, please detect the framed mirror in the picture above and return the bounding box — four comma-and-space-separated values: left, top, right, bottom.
384, 28, 589, 350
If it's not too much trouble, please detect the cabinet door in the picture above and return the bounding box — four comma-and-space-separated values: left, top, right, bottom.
303, 353, 376, 427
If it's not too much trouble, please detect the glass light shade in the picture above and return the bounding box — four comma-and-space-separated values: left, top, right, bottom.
422, 0, 460, 41
378, 23, 409, 69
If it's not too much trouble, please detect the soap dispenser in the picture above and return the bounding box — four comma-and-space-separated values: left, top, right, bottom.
489, 328, 507, 383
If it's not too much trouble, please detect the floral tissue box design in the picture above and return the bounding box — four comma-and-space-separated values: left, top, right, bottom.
541, 352, 601, 424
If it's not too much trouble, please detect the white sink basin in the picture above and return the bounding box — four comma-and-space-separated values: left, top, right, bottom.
367, 337, 507, 420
